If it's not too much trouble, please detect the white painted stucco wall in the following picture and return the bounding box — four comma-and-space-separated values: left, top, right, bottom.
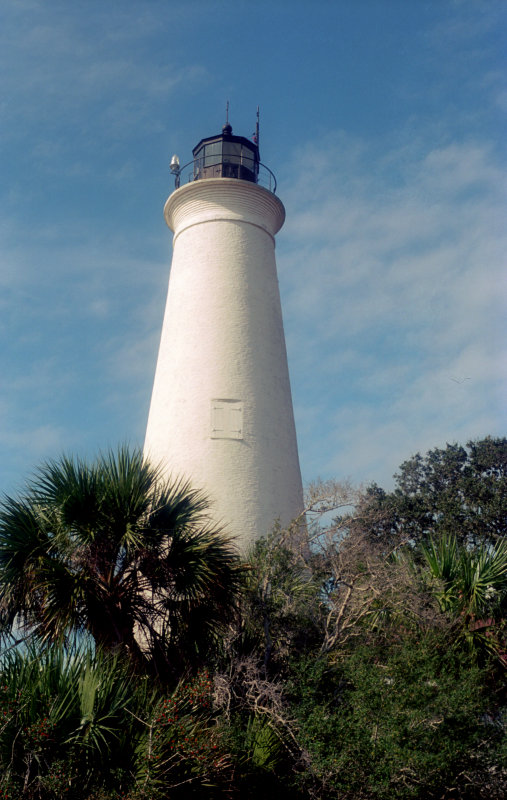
144, 178, 304, 551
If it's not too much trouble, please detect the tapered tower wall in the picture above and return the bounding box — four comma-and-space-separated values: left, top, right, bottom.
144, 177, 303, 550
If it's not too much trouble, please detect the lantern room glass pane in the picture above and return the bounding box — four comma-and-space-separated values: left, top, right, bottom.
203, 141, 222, 167
223, 142, 241, 164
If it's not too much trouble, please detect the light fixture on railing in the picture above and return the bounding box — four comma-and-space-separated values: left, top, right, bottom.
170, 154, 181, 188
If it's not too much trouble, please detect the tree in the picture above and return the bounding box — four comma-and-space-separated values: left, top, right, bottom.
341, 437, 507, 550
0, 447, 242, 680
221, 507, 507, 799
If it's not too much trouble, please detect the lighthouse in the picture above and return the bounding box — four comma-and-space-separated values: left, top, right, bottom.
144, 116, 304, 550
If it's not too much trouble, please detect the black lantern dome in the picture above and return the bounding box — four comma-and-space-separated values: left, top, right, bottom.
192, 123, 260, 184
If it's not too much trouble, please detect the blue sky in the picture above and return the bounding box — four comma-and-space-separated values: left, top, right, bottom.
1, 0, 506, 497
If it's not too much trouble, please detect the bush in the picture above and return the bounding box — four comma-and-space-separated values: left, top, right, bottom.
287, 632, 506, 799
0, 646, 231, 799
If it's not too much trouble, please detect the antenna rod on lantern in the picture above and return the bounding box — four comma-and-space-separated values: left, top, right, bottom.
226, 100, 229, 126
255, 106, 260, 152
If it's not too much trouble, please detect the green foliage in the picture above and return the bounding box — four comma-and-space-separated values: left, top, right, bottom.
0, 644, 149, 797
0, 646, 232, 799
223, 712, 303, 799
288, 634, 504, 799
0, 437, 505, 798
244, 715, 285, 771
240, 528, 322, 670
0, 447, 242, 679
349, 437, 507, 549
422, 534, 507, 660
130, 670, 232, 798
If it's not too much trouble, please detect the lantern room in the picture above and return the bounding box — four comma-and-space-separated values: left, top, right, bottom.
192, 123, 260, 183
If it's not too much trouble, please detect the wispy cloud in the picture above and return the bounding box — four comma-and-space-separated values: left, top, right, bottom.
1, 0, 504, 500
279, 131, 506, 486
0, 215, 168, 492
0, 3, 208, 160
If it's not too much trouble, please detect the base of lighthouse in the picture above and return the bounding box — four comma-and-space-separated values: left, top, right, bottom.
144, 177, 304, 551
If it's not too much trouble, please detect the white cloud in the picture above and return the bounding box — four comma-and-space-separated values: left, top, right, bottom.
0, 0, 504, 500
279, 132, 506, 487
0, 213, 169, 493
0, 4, 208, 154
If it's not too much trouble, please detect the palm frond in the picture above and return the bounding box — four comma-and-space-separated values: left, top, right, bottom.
0, 446, 242, 676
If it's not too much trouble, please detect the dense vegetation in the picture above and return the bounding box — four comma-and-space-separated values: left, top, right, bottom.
0, 438, 505, 798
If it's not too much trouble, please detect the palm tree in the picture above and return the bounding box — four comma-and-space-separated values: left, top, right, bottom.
0, 447, 242, 679
0, 642, 149, 794
422, 534, 507, 660
0, 642, 231, 797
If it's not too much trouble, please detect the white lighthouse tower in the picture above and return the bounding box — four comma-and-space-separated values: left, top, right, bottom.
144, 117, 304, 550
